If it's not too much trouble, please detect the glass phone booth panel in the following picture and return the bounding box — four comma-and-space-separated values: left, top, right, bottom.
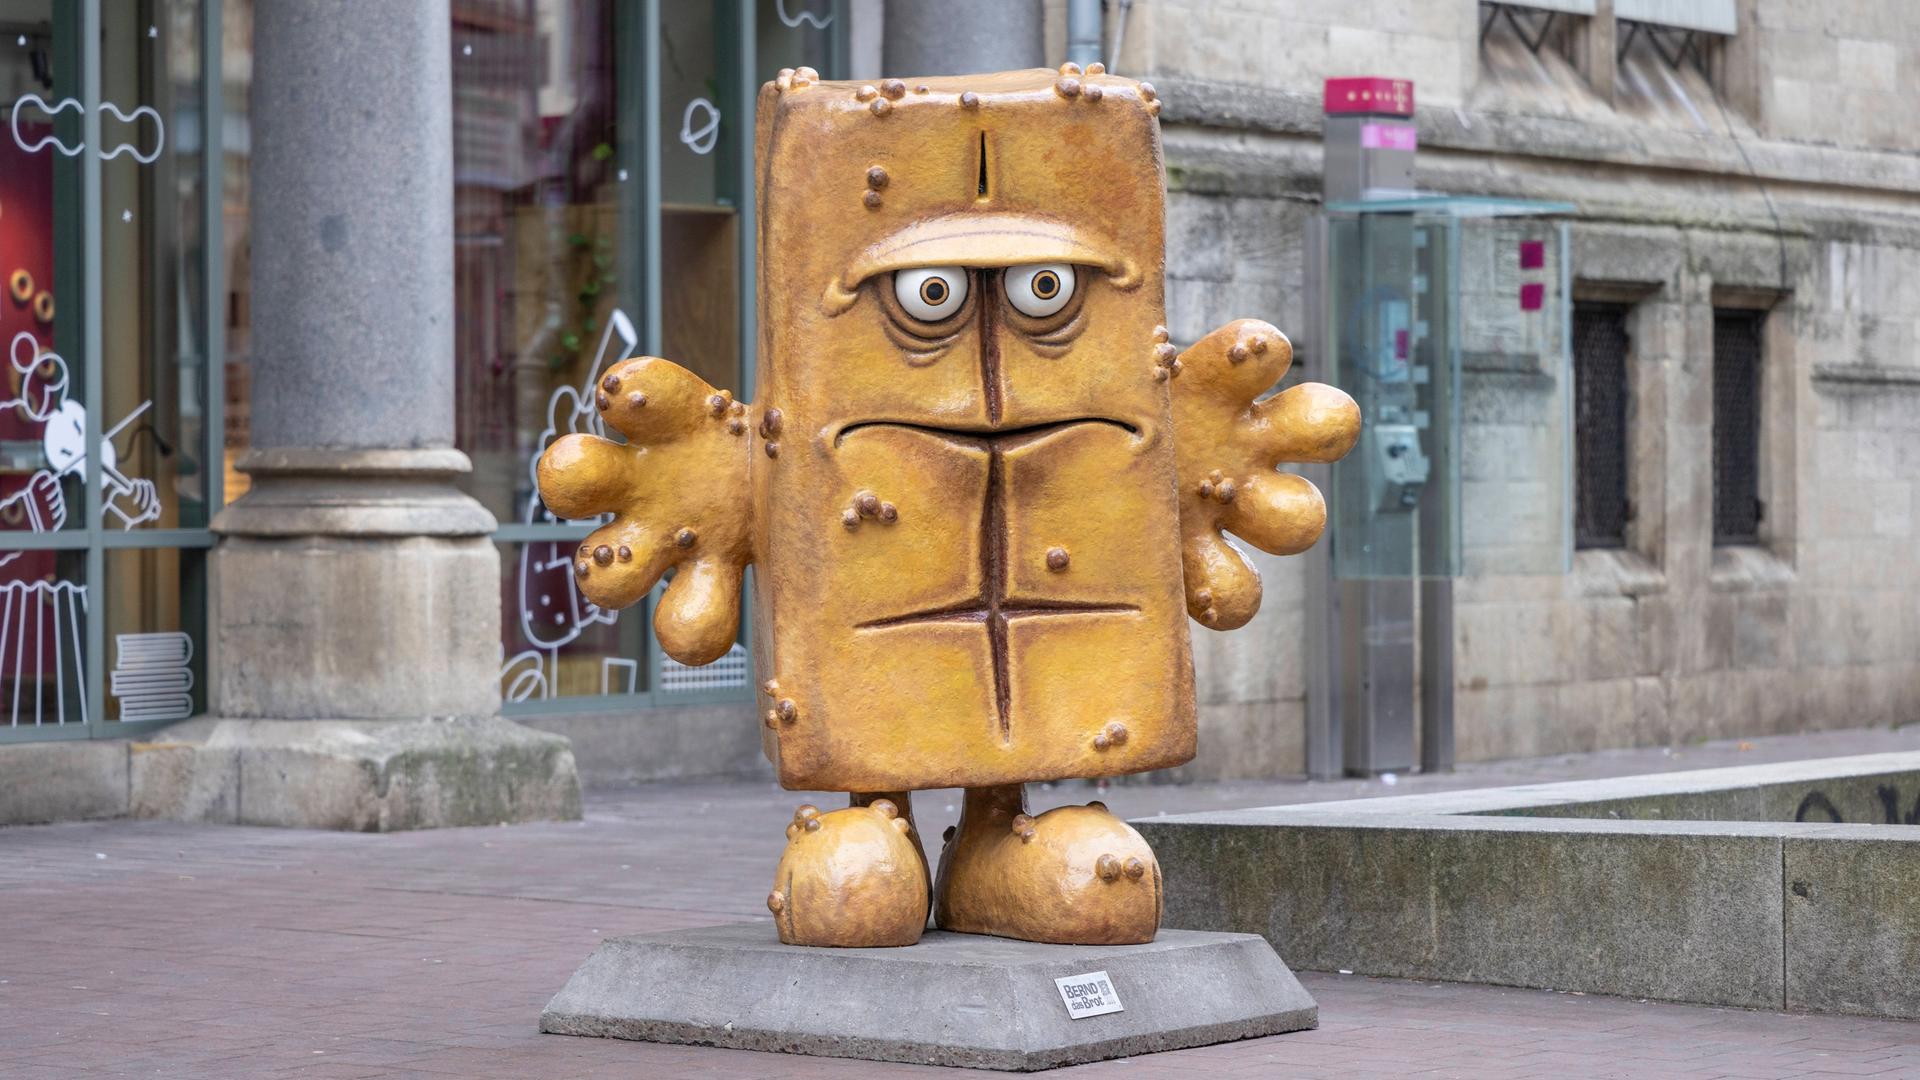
1324, 198, 1573, 581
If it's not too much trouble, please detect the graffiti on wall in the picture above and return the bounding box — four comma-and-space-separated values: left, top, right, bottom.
1794, 786, 1920, 825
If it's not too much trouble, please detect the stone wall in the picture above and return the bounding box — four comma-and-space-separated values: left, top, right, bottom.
1044, 0, 1920, 772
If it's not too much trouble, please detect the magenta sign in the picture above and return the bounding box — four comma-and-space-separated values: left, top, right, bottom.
1360, 122, 1417, 152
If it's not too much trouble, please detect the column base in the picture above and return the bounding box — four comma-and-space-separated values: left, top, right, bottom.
211, 447, 504, 721
210, 533, 504, 720
131, 716, 582, 830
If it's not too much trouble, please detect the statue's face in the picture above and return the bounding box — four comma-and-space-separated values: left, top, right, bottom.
752, 69, 1194, 792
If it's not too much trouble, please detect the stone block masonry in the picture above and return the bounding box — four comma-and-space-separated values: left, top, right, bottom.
1086, 0, 1920, 776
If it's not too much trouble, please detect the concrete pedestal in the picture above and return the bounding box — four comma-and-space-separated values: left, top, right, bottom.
540, 923, 1317, 1071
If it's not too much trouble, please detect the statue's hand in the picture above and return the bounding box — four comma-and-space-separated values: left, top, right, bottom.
537, 357, 754, 665
1168, 320, 1360, 631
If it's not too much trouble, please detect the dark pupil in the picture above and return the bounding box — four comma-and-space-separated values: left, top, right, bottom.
1032, 272, 1058, 299
921, 278, 948, 306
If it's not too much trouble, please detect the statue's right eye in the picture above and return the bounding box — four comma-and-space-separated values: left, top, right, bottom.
893, 267, 968, 322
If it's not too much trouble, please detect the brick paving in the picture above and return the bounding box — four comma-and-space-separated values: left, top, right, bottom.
1, 724, 1917, 1078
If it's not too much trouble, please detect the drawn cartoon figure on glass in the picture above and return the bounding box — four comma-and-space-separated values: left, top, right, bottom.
501, 310, 638, 701
1, 333, 163, 535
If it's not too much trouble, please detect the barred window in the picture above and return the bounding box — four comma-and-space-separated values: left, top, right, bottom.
1712, 309, 1765, 544
1573, 303, 1632, 548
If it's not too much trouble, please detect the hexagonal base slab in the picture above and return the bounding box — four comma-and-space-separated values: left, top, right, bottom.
540, 923, 1316, 1071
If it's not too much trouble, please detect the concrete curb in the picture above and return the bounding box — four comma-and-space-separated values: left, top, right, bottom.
1139, 752, 1920, 1020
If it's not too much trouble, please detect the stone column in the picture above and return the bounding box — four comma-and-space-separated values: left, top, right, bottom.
140, 0, 580, 830
882, 0, 1042, 77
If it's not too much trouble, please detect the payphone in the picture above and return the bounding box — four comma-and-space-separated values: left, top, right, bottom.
1304, 78, 1574, 778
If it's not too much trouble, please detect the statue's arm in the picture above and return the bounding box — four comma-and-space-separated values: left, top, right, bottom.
537, 357, 754, 665
1167, 320, 1361, 631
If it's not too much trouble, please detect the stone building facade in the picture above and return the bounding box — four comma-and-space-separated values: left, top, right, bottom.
1024, 0, 1920, 774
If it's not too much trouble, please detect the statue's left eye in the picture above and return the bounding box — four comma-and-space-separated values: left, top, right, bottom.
1004, 263, 1075, 318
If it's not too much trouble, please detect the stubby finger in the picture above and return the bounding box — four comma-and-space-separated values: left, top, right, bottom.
571, 522, 676, 612
593, 356, 742, 445
538, 434, 635, 519
655, 557, 745, 666
1223, 471, 1326, 557
1250, 382, 1361, 464
1181, 529, 1263, 631
1174, 319, 1292, 401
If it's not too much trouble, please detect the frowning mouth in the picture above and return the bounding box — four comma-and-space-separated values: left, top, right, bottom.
832, 415, 1139, 449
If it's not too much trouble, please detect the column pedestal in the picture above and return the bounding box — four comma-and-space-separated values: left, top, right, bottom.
135, 449, 582, 830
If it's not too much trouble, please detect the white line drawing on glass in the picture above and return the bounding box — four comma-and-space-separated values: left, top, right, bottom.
499, 646, 543, 705
501, 309, 639, 702
660, 642, 749, 692
95, 101, 165, 163
4, 333, 163, 535
0, 473, 66, 550
8, 93, 166, 163
776, 0, 834, 29
0, 578, 87, 726
679, 98, 721, 156
7, 93, 80, 155
0, 335, 70, 566
42, 396, 163, 530
7, 332, 67, 421
601, 657, 639, 696
98, 400, 162, 528
110, 631, 194, 722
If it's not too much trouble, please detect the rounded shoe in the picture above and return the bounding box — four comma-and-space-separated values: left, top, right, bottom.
768, 800, 928, 947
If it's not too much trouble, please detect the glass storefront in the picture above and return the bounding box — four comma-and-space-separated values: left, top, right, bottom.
1, 0, 842, 739
454, 0, 840, 714
1, 0, 223, 736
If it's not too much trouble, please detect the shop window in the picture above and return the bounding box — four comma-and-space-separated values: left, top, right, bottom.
1572, 302, 1630, 549
0, 0, 848, 736
450, 1, 840, 713
1, 0, 222, 736
1711, 308, 1763, 545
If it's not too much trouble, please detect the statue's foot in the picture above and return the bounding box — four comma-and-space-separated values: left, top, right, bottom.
934, 786, 1161, 945
768, 798, 928, 947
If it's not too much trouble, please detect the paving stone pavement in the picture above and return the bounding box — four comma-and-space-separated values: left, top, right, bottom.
2, 724, 1918, 1079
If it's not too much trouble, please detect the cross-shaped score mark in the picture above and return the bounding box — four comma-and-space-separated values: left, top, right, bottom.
854, 426, 1137, 744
